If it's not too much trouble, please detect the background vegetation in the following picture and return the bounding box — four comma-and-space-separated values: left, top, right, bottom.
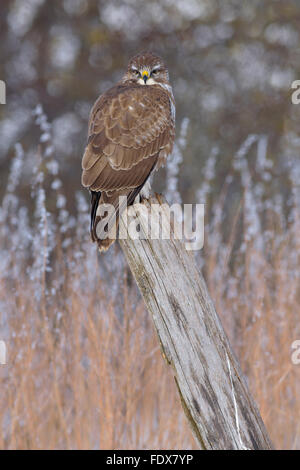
0, 0, 299, 449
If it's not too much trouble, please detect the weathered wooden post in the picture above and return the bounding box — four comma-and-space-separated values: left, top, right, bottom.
119, 195, 272, 450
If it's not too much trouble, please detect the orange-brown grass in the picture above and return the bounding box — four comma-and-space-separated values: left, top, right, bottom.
0, 245, 195, 450
202, 195, 300, 450
0, 209, 299, 449
0, 146, 299, 449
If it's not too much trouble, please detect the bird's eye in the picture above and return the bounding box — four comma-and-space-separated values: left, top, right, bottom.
151, 69, 159, 75
132, 69, 139, 76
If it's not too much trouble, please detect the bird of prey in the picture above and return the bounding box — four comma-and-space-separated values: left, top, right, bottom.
81, 52, 175, 251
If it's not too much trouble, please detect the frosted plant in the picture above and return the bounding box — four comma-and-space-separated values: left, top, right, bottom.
33, 103, 55, 160
165, 118, 189, 205
0, 144, 26, 282
28, 184, 51, 301
1, 143, 24, 223
256, 135, 272, 182
233, 134, 258, 187
196, 146, 218, 205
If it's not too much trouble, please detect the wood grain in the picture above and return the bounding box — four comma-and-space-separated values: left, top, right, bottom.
120, 195, 272, 450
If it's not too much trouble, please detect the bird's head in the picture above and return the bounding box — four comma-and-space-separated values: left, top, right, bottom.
123, 52, 170, 87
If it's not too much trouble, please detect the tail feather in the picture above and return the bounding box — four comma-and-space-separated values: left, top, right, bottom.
90, 185, 144, 252
90, 159, 157, 252
90, 191, 101, 240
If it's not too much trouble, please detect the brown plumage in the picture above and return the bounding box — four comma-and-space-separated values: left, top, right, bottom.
81, 52, 175, 251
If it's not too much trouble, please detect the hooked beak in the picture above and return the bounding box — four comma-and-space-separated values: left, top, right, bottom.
142, 70, 149, 84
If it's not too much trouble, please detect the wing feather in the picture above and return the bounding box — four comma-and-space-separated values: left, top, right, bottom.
81, 83, 175, 193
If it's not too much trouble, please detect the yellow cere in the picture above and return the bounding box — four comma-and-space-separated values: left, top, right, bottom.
142, 70, 149, 78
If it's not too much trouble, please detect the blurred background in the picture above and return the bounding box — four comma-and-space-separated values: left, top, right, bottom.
0, 0, 299, 450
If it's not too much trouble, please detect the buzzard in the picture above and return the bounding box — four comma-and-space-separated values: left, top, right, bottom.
81, 52, 175, 251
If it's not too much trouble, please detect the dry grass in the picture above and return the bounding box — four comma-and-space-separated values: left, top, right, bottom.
202, 193, 300, 450
0, 131, 299, 449
0, 248, 196, 450
0, 210, 299, 449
